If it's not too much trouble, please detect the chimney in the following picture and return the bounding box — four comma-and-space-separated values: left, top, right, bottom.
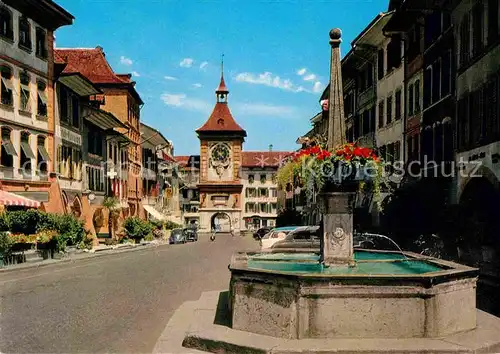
269, 144, 273, 152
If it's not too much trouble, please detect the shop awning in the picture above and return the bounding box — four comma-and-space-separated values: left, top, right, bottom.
143, 205, 166, 221
84, 106, 127, 131
0, 190, 40, 208
58, 73, 101, 97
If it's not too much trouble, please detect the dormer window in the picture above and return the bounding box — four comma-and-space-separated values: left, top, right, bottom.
35, 27, 47, 59
19, 16, 31, 50
0, 6, 13, 41
217, 118, 224, 126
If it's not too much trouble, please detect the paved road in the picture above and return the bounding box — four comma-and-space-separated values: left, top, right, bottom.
0, 234, 258, 354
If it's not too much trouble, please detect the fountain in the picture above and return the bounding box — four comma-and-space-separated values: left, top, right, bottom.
226, 28, 479, 340
173, 28, 500, 354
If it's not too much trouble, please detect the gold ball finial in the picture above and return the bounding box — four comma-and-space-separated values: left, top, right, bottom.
329, 28, 342, 40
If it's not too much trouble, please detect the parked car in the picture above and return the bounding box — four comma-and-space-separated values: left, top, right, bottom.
260, 226, 299, 249
271, 226, 320, 249
169, 228, 187, 244
184, 227, 198, 242
253, 227, 271, 240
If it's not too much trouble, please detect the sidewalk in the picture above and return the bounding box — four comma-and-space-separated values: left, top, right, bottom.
0, 241, 170, 273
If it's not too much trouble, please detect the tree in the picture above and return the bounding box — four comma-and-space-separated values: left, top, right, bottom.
103, 197, 120, 239
276, 208, 304, 227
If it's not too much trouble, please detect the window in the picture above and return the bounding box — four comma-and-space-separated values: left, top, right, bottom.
88, 128, 102, 156
248, 174, 254, 184
414, 79, 421, 113
395, 90, 402, 120
35, 27, 47, 59
0, 127, 15, 167
0, 6, 13, 40
72, 96, 79, 128
386, 95, 393, 125
37, 136, 49, 173
424, 67, 432, 108
19, 16, 31, 49
37, 81, 47, 116
442, 52, 451, 96
19, 73, 31, 112
472, 2, 484, 57
260, 174, 266, 184
460, 14, 471, 67
86, 166, 104, 192
387, 38, 402, 71
408, 83, 414, 116
260, 203, 268, 213
0, 66, 13, 106
20, 132, 34, 172
259, 188, 268, 197
60, 86, 68, 121
370, 105, 376, 133
270, 188, 278, 198
425, 12, 442, 48
394, 141, 401, 162
246, 188, 256, 198
488, 0, 499, 45
362, 110, 369, 135
432, 60, 441, 103
378, 100, 384, 128
377, 49, 385, 79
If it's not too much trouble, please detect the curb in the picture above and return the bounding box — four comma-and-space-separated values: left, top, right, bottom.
0, 242, 170, 273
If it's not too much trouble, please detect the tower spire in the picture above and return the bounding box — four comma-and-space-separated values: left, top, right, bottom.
221, 53, 224, 78
216, 54, 229, 102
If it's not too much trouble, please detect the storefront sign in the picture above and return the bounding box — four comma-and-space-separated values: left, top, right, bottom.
60, 127, 82, 145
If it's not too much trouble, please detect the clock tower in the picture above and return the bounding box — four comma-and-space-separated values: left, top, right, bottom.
196, 67, 247, 233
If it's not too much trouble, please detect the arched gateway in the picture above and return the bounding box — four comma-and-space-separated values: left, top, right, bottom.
195, 66, 246, 234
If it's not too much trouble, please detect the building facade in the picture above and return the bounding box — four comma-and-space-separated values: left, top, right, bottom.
0, 0, 72, 212
54, 47, 144, 221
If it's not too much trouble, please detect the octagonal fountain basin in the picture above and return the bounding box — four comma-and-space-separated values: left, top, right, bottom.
229, 249, 479, 340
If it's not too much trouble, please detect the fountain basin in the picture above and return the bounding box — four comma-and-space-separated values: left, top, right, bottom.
229, 250, 478, 339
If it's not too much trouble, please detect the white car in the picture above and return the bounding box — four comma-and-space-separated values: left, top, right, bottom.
259, 227, 299, 250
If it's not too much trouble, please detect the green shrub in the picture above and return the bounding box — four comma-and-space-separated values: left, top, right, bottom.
4, 210, 84, 251
124, 217, 153, 239
0, 213, 11, 232
0, 231, 13, 255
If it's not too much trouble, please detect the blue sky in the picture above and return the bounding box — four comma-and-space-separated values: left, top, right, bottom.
55, 0, 388, 156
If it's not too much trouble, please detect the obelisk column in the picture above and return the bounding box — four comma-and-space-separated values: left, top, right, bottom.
321, 28, 355, 267
327, 28, 346, 150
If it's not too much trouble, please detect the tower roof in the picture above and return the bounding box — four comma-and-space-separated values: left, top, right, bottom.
196, 102, 246, 135
216, 75, 229, 94
196, 69, 246, 136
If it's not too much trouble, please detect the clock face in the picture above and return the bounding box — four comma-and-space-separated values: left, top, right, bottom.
211, 143, 230, 164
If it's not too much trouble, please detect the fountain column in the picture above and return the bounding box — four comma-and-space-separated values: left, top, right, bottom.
320, 28, 356, 267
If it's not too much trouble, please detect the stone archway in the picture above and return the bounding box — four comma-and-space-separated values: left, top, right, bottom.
71, 196, 82, 218
211, 212, 231, 232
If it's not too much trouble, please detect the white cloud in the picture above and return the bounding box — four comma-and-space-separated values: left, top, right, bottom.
120, 56, 133, 66
235, 71, 306, 93
164, 76, 178, 81
303, 74, 316, 81
131, 71, 140, 77
160, 92, 211, 113
192, 83, 202, 88
199, 61, 208, 70
180, 58, 194, 68
297, 68, 306, 76
312, 81, 323, 93
234, 103, 298, 117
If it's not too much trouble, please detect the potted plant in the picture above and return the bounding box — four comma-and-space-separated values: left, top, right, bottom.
277, 143, 386, 210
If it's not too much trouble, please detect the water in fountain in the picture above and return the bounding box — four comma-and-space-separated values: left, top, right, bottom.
356, 233, 409, 261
